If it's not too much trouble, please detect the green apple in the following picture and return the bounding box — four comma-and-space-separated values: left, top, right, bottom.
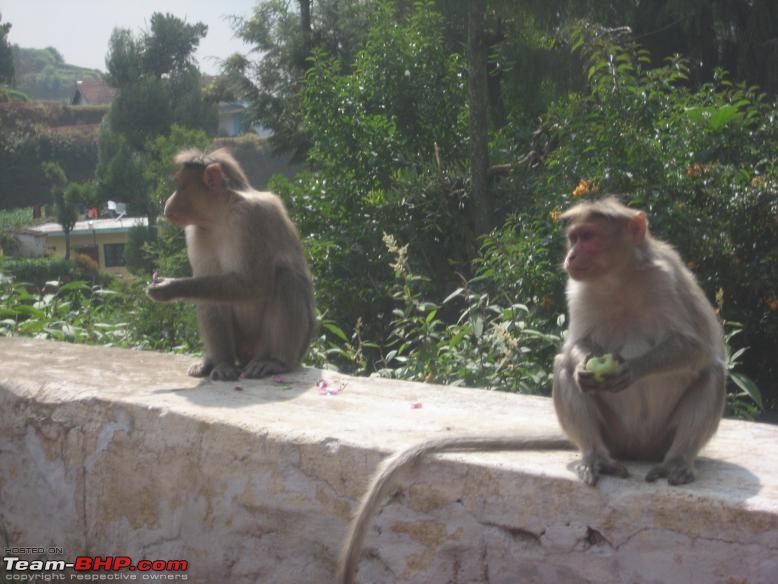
586, 353, 619, 382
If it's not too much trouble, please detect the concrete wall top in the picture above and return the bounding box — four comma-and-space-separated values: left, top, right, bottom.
1, 336, 777, 583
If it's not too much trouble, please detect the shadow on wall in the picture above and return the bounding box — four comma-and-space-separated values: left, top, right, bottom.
563, 457, 762, 503
150, 365, 322, 409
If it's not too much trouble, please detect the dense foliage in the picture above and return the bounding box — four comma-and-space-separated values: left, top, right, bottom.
0, 277, 199, 354
0, 1, 775, 418
272, 3, 470, 338
104, 14, 217, 150
0, 103, 103, 209
220, 0, 377, 158
96, 13, 218, 222
0, 12, 13, 86
268, 1, 775, 413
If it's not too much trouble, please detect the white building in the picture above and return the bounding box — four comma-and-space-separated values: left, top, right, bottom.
17, 217, 148, 276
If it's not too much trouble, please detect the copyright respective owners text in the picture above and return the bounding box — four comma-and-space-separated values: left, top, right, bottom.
3, 548, 189, 581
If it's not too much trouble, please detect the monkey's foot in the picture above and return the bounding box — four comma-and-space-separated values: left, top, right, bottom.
242, 358, 288, 379
577, 453, 629, 486
188, 361, 213, 378
208, 362, 242, 382
645, 458, 695, 485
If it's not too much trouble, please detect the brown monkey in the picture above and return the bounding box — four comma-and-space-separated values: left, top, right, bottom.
147, 148, 315, 381
336, 196, 725, 584
553, 196, 725, 486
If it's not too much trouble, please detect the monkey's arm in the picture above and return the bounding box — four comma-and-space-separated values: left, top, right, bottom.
628, 332, 715, 380
146, 273, 269, 304
577, 332, 714, 393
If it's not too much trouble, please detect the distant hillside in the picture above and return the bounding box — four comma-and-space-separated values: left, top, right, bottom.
12, 46, 102, 102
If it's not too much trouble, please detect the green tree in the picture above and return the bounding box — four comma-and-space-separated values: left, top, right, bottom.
142, 12, 208, 77
467, 0, 491, 236
122, 124, 211, 276
42, 162, 75, 259
104, 28, 142, 87
222, 0, 376, 158
272, 1, 469, 338
104, 12, 216, 149
95, 130, 150, 216
98, 12, 216, 221
0, 13, 14, 85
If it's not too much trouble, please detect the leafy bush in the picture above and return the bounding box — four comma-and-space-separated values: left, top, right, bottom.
272, 0, 470, 339
370, 234, 561, 393
290, 13, 769, 416
0, 87, 28, 102
1, 6, 770, 420
0, 278, 200, 354
498, 23, 777, 409
0, 208, 35, 232
0, 106, 100, 209
0, 256, 110, 288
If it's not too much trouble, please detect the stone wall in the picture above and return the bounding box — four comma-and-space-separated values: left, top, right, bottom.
1, 337, 776, 583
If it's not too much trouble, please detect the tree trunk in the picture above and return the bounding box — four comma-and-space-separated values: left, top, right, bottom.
64, 230, 71, 260
298, 0, 312, 67
468, 0, 492, 237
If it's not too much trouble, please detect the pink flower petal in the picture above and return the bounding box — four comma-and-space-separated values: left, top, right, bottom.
316, 378, 341, 395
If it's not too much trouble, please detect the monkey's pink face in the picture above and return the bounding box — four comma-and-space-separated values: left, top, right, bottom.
564, 222, 611, 281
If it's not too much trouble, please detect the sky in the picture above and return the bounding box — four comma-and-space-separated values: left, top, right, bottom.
1, 0, 256, 75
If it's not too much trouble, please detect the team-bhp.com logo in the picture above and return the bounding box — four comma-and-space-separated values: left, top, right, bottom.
3, 554, 188, 581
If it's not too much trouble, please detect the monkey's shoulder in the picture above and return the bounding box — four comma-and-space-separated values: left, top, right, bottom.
230, 190, 295, 229
237, 190, 286, 212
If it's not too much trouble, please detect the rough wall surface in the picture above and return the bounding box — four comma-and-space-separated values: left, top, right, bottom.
1, 337, 776, 583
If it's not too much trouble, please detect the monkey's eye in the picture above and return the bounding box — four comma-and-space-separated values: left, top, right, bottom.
568, 229, 595, 245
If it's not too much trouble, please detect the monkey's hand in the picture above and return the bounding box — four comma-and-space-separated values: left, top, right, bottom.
146, 278, 180, 303
575, 355, 632, 393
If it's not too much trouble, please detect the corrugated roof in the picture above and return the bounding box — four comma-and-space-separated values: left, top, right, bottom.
28, 217, 148, 236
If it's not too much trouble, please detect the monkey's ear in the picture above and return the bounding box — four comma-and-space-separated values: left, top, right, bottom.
203, 163, 224, 191
628, 211, 648, 244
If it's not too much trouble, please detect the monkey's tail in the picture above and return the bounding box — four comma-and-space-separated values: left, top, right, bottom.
336, 434, 573, 584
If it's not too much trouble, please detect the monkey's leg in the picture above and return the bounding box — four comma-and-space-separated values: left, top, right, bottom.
553, 355, 629, 486
242, 270, 314, 379
192, 304, 241, 381
646, 363, 725, 485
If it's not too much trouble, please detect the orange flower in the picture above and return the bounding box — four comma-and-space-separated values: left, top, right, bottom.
687, 163, 711, 178
549, 209, 562, 222
539, 295, 554, 310
572, 179, 598, 197
751, 176, 766, 187
763, 298, 778, 312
